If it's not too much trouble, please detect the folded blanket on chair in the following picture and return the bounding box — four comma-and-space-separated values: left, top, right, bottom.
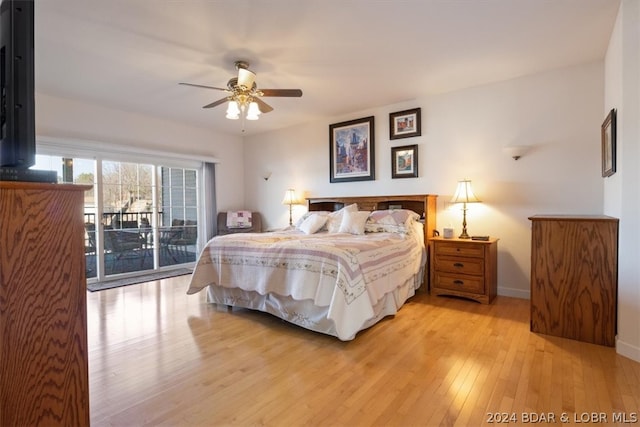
226, 211, 253, 229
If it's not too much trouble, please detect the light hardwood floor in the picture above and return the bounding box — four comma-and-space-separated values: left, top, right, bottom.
87, 275, 640, 426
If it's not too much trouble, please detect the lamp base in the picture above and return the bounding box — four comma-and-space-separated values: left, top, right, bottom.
459, 203, 471, 239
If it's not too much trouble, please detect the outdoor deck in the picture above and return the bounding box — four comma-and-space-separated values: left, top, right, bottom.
84, 211, 197, 279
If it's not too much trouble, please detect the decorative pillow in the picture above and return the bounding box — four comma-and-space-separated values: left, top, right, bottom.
365, 209, 420, 234
338, 210, 371, 235
226, 210, 253, 229
326, 204, 358, 233
298, 213, 328, 235
294, 211, 330, 228
368, 209, 419, 225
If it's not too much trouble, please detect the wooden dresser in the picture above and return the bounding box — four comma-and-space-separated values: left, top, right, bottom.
430, 237, 499, 304
0, 182, 91, 425
529, 215, 618, 347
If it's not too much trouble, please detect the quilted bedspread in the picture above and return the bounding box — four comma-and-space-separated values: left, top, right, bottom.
187, 228, 425, 339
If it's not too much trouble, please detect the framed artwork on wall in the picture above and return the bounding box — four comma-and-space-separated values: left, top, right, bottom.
601, 108, 616, 178
329, 116, 375, 183
389, 108, 421, 140
391, 144, 418, 178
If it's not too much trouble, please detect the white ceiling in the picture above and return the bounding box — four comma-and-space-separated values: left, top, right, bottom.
34, 0, 620, 137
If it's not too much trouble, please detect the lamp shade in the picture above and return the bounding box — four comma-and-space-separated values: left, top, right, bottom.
282, 189, 300, 205
451, 180, 481, 204
246, 101, 261, 120
282, 188, 302, 226
225, 101, 240, 119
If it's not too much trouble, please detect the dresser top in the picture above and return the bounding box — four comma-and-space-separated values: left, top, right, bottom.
0, 181, 91, 191
431, 236, 499, 244
528, 214, 619, 222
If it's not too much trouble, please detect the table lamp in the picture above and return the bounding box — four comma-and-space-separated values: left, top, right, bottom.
451, 179, 481, 239
282, 189, 302, 226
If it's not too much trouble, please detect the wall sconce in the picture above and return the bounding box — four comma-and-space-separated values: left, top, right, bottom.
503, 145, 529, 160
450, 179, 481, 239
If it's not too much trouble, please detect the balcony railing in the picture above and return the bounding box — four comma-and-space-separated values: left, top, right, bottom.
84, 211, 158, 229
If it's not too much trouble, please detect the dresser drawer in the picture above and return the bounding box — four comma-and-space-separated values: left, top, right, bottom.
435, 242, 484, 258
434, 256, 484, 275
433, 272, 484, 294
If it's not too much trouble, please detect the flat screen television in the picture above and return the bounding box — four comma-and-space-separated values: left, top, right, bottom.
0, 0, 35, 169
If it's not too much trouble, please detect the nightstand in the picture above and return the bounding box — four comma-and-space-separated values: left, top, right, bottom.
430, 237, 498, 304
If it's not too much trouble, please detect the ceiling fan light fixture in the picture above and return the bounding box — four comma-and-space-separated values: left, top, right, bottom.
246, 101, 261, 120
237, 67, 256, 90
225, 100, 240, 119
182, 60, 302, 125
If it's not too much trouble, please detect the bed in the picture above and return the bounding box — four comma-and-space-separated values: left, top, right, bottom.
187, 194, 437, 340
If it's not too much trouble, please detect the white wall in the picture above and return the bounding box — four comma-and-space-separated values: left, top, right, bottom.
604, 0, 640, 362
35, 93, 245, 211
243, 62, 604, 300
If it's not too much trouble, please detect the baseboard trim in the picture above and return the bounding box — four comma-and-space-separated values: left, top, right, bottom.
616, 338, 640, 362
500, 288, 639, 363
498, 286, 530, 300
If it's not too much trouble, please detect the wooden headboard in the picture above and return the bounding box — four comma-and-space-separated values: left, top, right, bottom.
306, 194, 438, 247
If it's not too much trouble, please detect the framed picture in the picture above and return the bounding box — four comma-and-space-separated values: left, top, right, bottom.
329, 116, 375, 183
601, 108, 616, 178
389, 108, 421, 140
391, 144, 418, 179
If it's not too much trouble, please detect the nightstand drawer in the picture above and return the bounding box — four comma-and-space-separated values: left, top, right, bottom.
429, 237, 498, 304
434, 256, 484, 275
434, 272, 484, 294
435, 242, 484, 258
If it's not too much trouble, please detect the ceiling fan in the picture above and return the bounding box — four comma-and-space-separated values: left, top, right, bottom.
179, 61, 303, 120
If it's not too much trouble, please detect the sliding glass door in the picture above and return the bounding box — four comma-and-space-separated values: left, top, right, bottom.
34, 154, 200, 282
101, 161, 156, 276
159, 167, 198, 267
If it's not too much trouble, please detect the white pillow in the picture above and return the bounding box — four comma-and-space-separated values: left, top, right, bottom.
338, 210, 371, 235
368, 209, 419, 225
326, 204, 358, 233
365, 209, 420, 234
298, 213, 328, 234
294, 211, 330, 228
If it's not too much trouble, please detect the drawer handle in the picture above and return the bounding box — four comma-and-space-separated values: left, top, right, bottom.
453, 280, 464, 286
453, 262, 464, 268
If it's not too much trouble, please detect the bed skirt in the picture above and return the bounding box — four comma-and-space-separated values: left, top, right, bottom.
205, 267, 424, 341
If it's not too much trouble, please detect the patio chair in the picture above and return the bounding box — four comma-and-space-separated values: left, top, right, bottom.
160, 219, 197, 262
85, 223, 97, 276
84, 223, 97, 255
103, 226, 147, 270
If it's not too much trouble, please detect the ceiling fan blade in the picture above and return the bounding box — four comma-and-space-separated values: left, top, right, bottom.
237, 68, 256, 90
179, 82, 228, 91
260, 89, 303, 97
203, 97, 229, 109
255, 97, 274, 113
